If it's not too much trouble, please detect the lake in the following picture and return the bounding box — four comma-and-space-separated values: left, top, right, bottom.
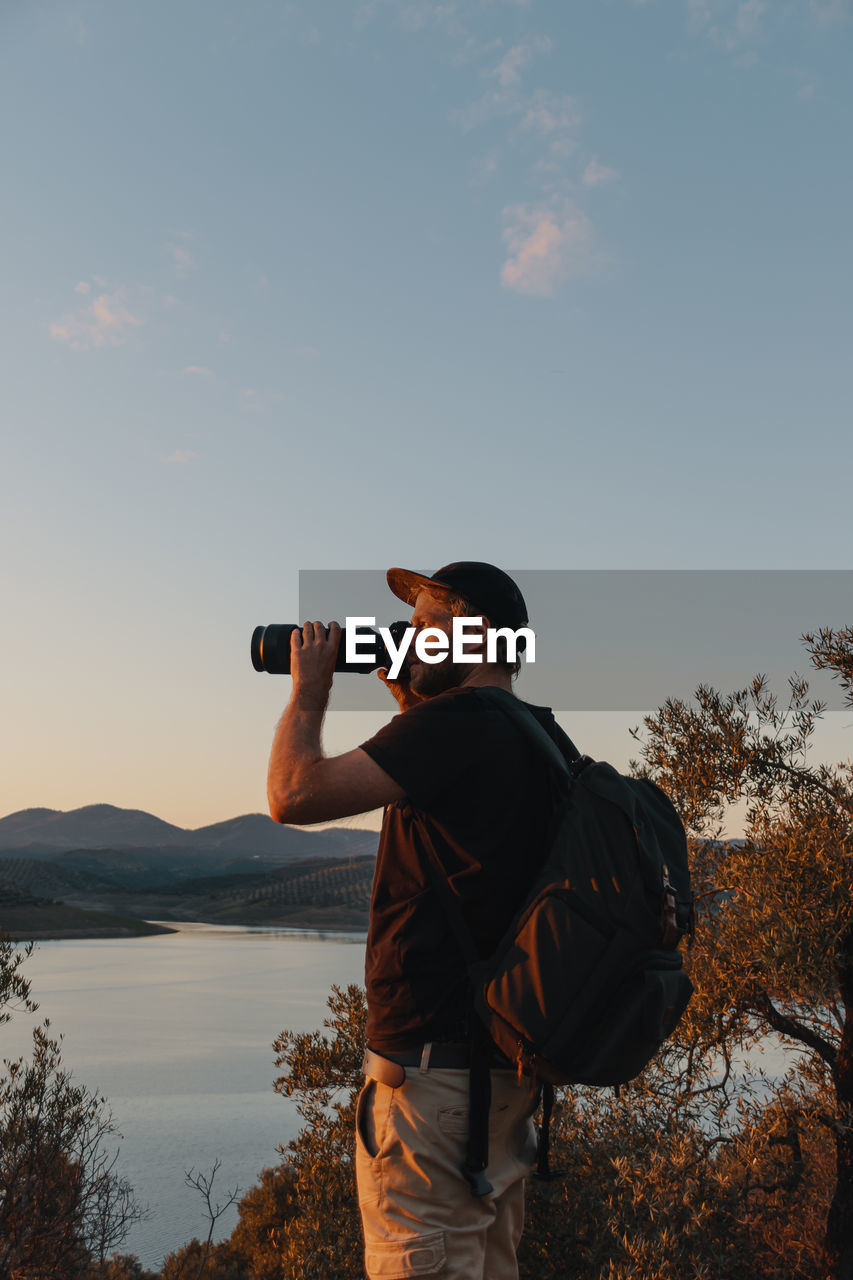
1, 922, 796, 1271
0, 923, 368, 1270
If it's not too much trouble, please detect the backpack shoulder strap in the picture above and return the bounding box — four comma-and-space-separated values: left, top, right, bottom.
474, 687, 581, 777
414, 687, 579, 966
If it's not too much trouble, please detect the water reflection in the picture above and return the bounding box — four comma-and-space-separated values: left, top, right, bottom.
1, 923, 367, 1268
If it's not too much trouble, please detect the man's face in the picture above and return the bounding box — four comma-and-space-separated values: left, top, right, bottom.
406, 589, 470, 698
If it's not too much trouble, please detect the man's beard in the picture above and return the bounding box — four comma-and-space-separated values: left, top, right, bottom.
408, 657, 468, 698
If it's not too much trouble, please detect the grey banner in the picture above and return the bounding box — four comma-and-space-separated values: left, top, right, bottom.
290, 569, 852, 712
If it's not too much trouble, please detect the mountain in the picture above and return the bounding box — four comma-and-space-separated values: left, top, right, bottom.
0, 804, 378, 860
0, 805, 379, 934
186, 814, 376, 858
0, 805, 189, 851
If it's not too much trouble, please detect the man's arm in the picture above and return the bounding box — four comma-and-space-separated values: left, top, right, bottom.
267, 621, 405, 825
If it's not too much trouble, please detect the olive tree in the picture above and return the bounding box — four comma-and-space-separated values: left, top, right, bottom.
270, 984, 367, 1280
1, 933, 144, 1280
630, 625, 853, 1278
0, 933, 36, 1025
0, 1021, 145, 1277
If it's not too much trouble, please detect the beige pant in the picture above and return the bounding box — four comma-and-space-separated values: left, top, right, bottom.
355, 1061, 539, 1279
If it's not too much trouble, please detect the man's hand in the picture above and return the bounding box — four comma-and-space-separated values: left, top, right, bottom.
267, 619, 405, 824
290, 620, 341, 702
377, 667, 424, 714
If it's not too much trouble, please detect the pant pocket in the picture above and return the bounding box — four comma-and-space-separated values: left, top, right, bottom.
437, 1104, 468, 1139
357, 1079, 381, 1158
357, 1078, 398, 1159
365, 1229, 447, 1277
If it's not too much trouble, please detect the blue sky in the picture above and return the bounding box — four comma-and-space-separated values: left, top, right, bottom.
2, 0, 851, 828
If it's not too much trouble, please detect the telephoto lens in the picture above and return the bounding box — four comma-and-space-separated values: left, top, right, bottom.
251, 621, 411, 676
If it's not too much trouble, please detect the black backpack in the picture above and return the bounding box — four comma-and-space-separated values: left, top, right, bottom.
418, 687, 694, 1192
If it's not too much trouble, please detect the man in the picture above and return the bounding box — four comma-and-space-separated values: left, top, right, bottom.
267, 562, 576, 1280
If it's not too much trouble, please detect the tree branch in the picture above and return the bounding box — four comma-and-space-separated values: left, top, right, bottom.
767, 754, 853, 815
752, 988, 837, 1066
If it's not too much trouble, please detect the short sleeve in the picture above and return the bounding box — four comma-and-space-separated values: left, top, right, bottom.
359, 689, 484, 809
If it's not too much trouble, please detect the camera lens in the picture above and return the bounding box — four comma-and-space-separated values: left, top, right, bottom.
251, 625, 301, 674
251, 621, 412, 675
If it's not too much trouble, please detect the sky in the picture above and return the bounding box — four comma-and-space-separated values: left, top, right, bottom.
2, 0, 851, 831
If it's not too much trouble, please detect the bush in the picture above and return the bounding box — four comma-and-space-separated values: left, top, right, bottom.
0, 1023, 143, 1279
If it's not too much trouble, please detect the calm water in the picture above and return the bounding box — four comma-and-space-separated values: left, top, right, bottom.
0, 923, 367, 1270
1, 924, 796, 1270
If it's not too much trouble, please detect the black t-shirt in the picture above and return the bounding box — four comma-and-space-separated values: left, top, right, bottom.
359, 685, 578, 1052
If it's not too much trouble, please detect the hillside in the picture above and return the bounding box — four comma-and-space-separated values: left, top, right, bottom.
0, 853, 375, 935
0, 883, 174, 940
141, 854, 377, 929
0, 855, 375, 935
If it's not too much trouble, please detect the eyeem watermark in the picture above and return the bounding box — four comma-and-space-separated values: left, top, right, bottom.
298, 569, 853, 712
344, 616, 536, 680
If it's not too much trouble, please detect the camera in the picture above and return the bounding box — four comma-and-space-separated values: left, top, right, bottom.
251, 620, 412, 676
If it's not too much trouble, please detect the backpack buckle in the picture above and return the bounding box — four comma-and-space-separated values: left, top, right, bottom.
461, 1163, 494, 1197
660, 863, 680, 946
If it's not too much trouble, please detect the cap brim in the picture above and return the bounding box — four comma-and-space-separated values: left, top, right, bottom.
386, 567, 456, 608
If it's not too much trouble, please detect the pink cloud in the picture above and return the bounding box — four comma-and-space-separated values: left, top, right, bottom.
49, 291, 143, 350
501, 202, 595, 297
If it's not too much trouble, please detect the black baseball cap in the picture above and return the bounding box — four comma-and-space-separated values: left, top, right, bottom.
386, 562, 528, 630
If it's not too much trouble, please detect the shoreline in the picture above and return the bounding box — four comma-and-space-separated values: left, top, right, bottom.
1, 918, 177, 942
3, 915, 369, 942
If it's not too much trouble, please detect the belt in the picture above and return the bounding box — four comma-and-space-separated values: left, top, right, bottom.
363, 1042, 513, 1088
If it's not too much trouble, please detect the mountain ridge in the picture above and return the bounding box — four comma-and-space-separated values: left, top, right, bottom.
0, 804, 377, 857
